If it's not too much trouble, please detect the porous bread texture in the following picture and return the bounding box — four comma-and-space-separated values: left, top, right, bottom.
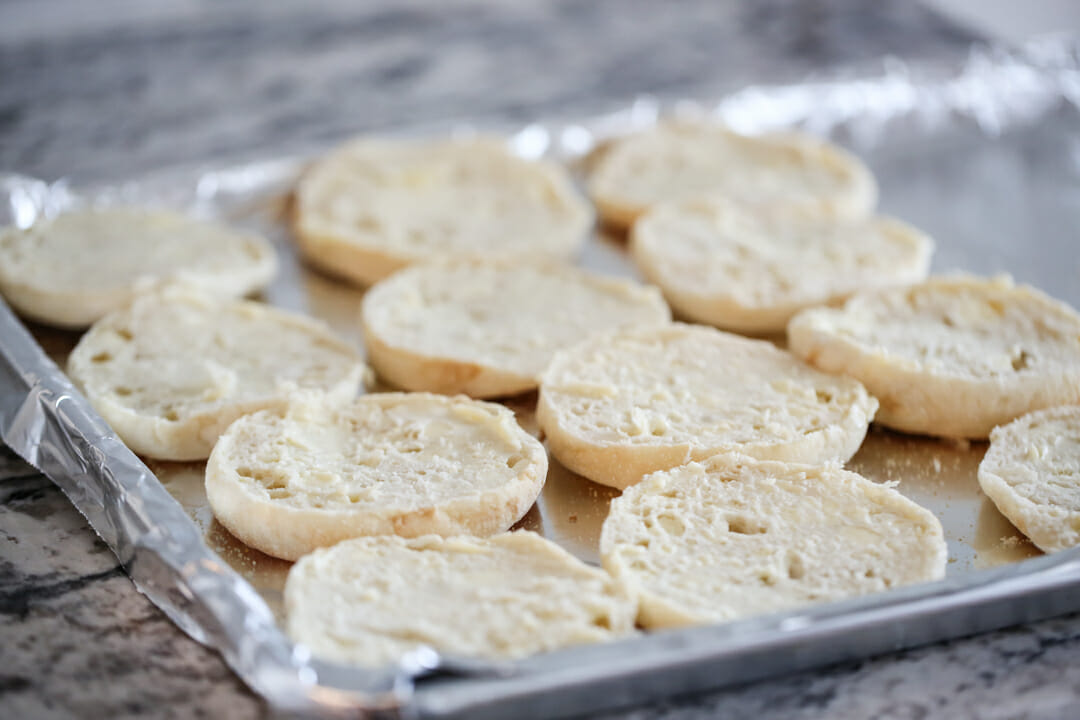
630, 196, 932, 333
536, 323, 877, 489
601, 454, 947, 629
978, 405, 1080, 553
206, 392, 548, 561
787, 275, 1080, 439
587, 123, 877, 230
293, 136, 593, 286
361, 259, 671, 398
285, 531, 637, 667
67, 287, 367, 461
0, 208, 276, 328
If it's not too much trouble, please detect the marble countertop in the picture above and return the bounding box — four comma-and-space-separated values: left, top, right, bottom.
3, 1, 1080, 718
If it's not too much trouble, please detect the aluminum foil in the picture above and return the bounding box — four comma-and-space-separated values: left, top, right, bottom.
4, 36, 1080, 720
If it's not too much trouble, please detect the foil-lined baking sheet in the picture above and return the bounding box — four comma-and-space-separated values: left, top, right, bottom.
3, 36, 1080, 720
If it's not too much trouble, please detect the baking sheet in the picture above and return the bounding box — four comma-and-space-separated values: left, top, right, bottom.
16, 139, 1044, 622
3, 36, 1080, 719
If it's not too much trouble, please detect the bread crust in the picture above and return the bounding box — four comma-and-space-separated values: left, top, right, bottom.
206, 393, 548, 561
537, 323, 877, 489
630, 198, 932, 334
978, 405, 1080, 553
293, 137, 592, 286
600, 454, 947, 628
360, 259, 670, 398
587, 123, 877, 230
67, 287, 366, 460
787, 275, 1080, 439
285, 531, 637, 666
0, 208, 276, 328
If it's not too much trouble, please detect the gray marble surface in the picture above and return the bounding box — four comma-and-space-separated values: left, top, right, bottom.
3, 1, 1080, 718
